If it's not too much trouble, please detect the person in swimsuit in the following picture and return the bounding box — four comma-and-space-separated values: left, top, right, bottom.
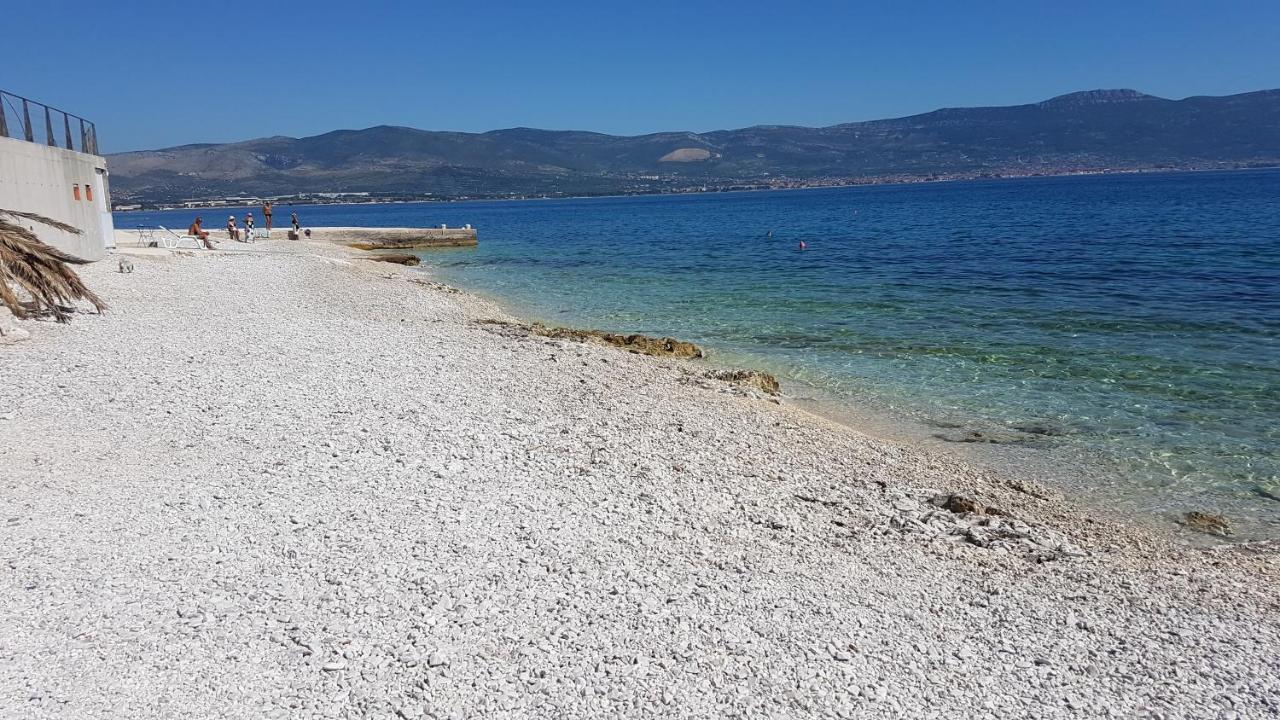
290, 211, 300, 232
188, 217, 215, 249
262, 201, 273, 231
227, 215, 239, 241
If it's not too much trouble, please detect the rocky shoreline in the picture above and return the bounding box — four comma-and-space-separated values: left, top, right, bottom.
1, 238, 1278, 718
475, 319, 708, 360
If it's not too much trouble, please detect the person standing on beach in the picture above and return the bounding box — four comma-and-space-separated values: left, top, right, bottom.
262, 201, 273, 231
290, 211, 300, 233
226, 215, 239, 242
244, 212, 255, 242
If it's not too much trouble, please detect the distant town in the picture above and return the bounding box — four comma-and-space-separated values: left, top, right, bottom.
110, 162, 1275, 212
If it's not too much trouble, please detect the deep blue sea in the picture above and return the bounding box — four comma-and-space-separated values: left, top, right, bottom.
118, 171, 1280, 538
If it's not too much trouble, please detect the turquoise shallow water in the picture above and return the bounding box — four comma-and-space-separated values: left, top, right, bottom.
120, 170, 1280, 537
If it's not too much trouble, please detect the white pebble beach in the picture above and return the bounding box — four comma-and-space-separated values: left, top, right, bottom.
2, 234, 1278, 719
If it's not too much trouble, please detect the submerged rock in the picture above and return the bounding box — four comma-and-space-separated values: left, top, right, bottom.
1252, 484, 1280, 503
370, 254, 420, 266
931, 420, 1068, 445
1012, 422, 1070, 437
933, 429, 1038, 445
1005, 478, 1053, 500
1180, 511, 1232, 537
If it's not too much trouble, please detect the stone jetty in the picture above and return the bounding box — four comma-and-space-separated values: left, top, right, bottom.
307, 226, 478, 250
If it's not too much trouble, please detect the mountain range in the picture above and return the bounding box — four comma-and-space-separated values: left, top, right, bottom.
107, 89, 1280, 202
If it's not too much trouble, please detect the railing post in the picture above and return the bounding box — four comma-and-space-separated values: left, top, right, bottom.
0, 91, 98, 153
22, 99, 34, 142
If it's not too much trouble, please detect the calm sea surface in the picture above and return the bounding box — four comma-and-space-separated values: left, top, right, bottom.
119, 171, 1280, 538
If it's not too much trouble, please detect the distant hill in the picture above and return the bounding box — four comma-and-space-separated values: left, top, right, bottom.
107, 89, 1280, 202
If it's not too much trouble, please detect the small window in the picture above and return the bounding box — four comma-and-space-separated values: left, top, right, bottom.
85, 185, 94, 202
73, 185, 81, 201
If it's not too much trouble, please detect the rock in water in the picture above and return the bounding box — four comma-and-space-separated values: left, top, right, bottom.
371, 254, 421, 266
1012, 421, 1069, 437
1180, 511, 1232, 537
933, 428, 1038, 445
1253, 484, 1280, 503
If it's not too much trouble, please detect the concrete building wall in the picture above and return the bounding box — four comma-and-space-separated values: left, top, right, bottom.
0, 136, 114, 261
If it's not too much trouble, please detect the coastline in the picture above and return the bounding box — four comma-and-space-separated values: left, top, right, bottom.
3, 236, 1278, 717
118, 166, 1280, 211
415, 260, 1269, 547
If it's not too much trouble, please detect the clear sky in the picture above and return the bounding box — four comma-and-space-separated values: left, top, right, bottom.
4, 0, 1278, 152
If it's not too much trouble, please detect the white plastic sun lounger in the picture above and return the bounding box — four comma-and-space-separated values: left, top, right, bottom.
156, 225, 207, 249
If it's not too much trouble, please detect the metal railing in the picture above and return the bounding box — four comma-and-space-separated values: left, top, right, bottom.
0, 89, 99, 155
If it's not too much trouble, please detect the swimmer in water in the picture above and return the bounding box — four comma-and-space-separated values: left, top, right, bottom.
798, 240, 807, 250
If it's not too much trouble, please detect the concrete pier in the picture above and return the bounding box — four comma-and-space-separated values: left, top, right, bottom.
305, 226, 478, 250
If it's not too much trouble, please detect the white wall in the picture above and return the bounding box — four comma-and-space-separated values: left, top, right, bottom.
0, 135, 112, 261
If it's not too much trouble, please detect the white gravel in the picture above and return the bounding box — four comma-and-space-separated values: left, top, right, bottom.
2, 242, 1278, 719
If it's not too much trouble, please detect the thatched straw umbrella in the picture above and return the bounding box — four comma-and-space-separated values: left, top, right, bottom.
0, 209, 106, 322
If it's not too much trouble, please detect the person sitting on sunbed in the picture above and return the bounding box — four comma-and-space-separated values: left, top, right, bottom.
188, 217, 215, 249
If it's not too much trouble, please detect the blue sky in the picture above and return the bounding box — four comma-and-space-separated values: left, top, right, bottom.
4, 0, 1278, 152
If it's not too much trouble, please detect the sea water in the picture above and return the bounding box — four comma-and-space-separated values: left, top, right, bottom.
119, 170, 1280, 538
